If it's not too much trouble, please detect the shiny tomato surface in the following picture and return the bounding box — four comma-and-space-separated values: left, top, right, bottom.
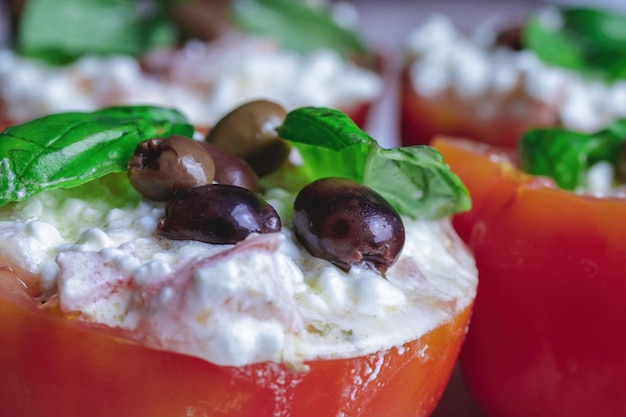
400, 70, 560, 147
434, 137, 626, 417
0, 265, 472, 417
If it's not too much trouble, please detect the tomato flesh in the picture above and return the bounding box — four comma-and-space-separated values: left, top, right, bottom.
434, 137, 626, 417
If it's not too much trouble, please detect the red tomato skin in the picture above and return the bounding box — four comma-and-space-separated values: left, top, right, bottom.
0, 267, 472, 417
434, 137, 626, 417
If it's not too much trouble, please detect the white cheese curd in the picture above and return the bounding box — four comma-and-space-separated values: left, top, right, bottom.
0, 176, 477, 367
405, 13, 626, 132
0, 35, 382, 126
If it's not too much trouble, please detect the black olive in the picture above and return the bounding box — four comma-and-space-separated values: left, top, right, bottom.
157, 184, 281, 244
205, 99, 290, 177
200, 142, 262, 192
293, 177, 405, 274
495, 24, 524, 51
128, 135, 215, 201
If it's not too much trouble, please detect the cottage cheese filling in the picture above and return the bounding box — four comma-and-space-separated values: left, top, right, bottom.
405, 12, 626, 132
0, 175, 477, 367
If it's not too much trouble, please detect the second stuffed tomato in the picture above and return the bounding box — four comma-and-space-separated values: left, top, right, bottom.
433, 129, 626, 417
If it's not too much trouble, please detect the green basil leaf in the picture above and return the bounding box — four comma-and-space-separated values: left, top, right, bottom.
519, 122, 626, 190
523, 11, 585, 72
364, 146, 471, 219
0, 106, 193, 206
17, 0, 178, 64
274, 106, 471, 219
565, 8, 626, 49
522, 7, 626, 81
230, 0, 369, 57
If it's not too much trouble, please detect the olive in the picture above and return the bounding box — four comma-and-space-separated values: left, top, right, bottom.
495, 24, 523, 51
293, 177, 405, 274
157, 184, 281, 244
205, 100, 290, 177
128, 135, 215, 201
200, 142, 262, 192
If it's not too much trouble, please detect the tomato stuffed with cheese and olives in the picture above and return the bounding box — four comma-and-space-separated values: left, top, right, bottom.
401, 6, 626, 147
433, 118, 626, 417
0, 103, 477, 417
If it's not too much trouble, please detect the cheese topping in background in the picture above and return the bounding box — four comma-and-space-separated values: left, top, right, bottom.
0, 35, 382, 126
405, 12, 626, 132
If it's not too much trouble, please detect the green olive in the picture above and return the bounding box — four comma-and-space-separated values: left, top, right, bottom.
205, 100, 290, 177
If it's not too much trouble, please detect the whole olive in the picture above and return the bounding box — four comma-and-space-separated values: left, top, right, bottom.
200, 142, 262, 192
205, 100, 290, 177
157, 184, 281, 244
293, 177, 405, 274
128, 135, 215, 201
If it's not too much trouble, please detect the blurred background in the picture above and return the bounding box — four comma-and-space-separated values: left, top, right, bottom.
351, 0, 626, 146
1, 0, 625, 146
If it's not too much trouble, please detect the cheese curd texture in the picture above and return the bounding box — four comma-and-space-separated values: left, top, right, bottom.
405, 12, 626, 132
0, 35, 382, 126
0, 176, 477, 367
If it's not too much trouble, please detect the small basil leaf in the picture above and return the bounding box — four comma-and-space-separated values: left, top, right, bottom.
230, 0, 369, 57
18, 0, 177, 64
519, 123, 626, 190
274, 106, 471, 219
0, 106, 193, 206
276, 107, 373, 181
276, 106, 374, 150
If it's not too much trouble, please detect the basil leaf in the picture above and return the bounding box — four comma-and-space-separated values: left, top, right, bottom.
523, 11, 584, 72
230, 0, 369, 57
275, 107, 471, 219
522, 7, 626, 81
519, 121, 626, 190
364, 146, 471, 219
0, 106, 193, 206
18, 0, 178, 64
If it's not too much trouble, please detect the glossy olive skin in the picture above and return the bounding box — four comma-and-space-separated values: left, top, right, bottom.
200, 143, 262, 192
205, 100, 290, 177
293, 177, 405, 274
157, 184, 281, 244
128, 136, 215, 201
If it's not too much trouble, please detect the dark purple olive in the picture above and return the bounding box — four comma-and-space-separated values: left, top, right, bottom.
293, 177, 405, 274
157, 184, 281, 244
200, 142, 262, 192
128, 135, 215, 201
205, 99, 290, 177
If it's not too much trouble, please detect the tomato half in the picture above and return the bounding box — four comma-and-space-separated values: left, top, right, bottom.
400, 70, 560, 147
0, 264, 472, 417
434, 137, 626, 417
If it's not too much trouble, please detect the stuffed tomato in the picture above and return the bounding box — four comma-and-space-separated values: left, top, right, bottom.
0, 103, 476, 417
433, 120, 626, 417
0, 0, 381, 129
401, 7, 626, 147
